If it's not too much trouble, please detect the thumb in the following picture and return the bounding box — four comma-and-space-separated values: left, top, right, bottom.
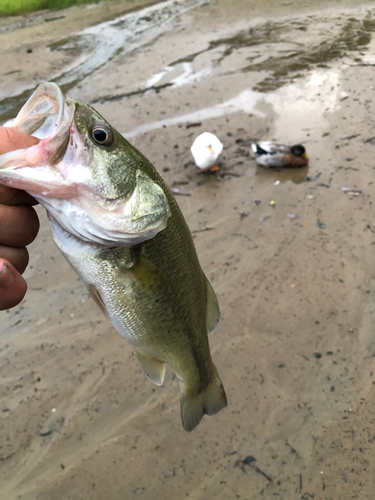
0, 127, 40, 155
0, 259, 27, 311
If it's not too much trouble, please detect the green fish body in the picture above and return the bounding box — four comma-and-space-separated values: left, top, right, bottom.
0, 83, 227, 431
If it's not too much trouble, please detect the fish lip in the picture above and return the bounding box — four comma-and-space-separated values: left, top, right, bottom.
4, 82, 75, 167
0, 83, 77, 193
4, 82, 69, 140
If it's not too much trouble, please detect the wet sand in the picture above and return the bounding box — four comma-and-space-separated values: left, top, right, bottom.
1, 1, 375, 499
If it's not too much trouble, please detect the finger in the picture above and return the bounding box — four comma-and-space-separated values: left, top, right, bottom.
0, 185, 37, 206
0, 128, 40, 206
0, 127, 40, 155
0, 204, 39, 247
0, 259, 27, 310
0, 245, 29, 274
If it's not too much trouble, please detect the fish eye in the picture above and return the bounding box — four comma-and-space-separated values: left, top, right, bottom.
91, 125, 114, 146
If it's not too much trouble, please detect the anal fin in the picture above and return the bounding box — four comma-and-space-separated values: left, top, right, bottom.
205, 275, 220, 333
135, 349, 165, 386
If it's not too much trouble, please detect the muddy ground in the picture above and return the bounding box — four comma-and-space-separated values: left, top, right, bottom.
2, 0, 375, 499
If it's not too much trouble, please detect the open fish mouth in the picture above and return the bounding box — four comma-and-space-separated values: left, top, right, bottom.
0, 82, 171, 246
0, 82, 75, 196
6, 82, 67, 140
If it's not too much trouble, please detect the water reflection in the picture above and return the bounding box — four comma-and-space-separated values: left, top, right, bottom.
255, 165, 309, 185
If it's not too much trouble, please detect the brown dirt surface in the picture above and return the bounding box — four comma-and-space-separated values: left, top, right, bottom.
1, 1, 375, 499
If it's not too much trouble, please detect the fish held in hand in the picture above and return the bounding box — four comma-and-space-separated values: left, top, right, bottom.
0, 83, 170, 245
0, 82, 227, 431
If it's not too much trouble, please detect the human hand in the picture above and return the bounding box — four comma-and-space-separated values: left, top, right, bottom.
0, 127, 40, 310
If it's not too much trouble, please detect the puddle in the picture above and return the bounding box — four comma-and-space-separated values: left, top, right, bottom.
0, 0, 207, 123
2, 4, 373, 125
124, 67, 341, 185
124, 88, 266, 138
141, 8, 375, 94
145, 62, 212, 88
168, 20, 287, 67
46, 0, 208, 89
255, 165, 310, 185
124, 68, 342, 140
93, 62, 211, 104
249, 15, 375, 91
48, 34, 85, 53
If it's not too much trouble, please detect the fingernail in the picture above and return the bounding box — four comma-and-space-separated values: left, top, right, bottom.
0, 262, 14, 289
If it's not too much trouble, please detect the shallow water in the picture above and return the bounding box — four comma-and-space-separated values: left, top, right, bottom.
0, 0, 207, 124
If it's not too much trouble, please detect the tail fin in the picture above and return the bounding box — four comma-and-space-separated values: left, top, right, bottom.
180, 364, 227, 432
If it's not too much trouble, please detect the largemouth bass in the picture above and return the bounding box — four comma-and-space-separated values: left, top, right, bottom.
0, 83, 227, 431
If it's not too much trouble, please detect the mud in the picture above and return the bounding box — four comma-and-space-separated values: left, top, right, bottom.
2, 1, 375, 499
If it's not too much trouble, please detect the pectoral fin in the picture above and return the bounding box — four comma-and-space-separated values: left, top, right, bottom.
87, 284, 109, 318
205, 275, 220, 333
135, 349, 166, 386
126, 254, 164, 293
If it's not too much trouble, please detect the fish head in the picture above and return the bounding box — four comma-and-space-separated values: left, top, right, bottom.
0, 82, 170, 246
